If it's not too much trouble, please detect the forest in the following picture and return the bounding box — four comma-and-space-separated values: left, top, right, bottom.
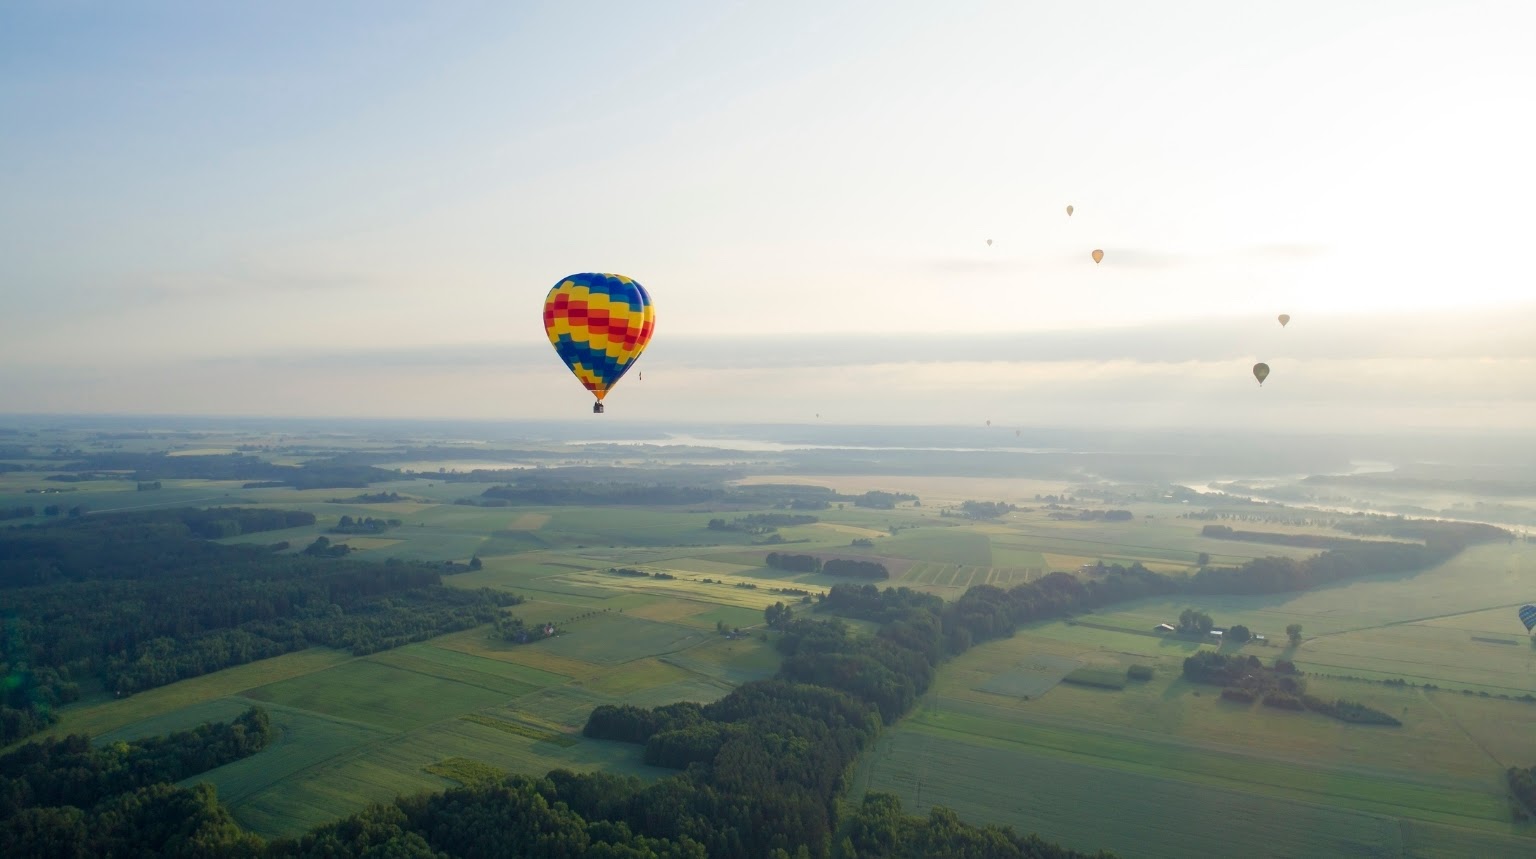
0, 509, 519, 744
0, 707, 273, 855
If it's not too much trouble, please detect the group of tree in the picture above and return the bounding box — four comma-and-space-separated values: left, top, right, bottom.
852, 490, 918, 509
327, 491, 407, 504
1508, 764, 1536, 819
0, 707, 273, 855
0, 505, 34, 521
822, 558, 890, 580
957, 500, 1016, 519
1182, 652, 1399, 725
707, 512, 817, 535
135, 481, 162, 491
765, 551, 821, 572
763, 601, 795, 629
330, 515, 400, 535
1177, 609, 1214, 635
0, 508, 519, 744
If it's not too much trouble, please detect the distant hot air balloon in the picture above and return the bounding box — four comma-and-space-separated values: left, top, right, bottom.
986, 420, 991, 427
543, 273, 655, 414
1252, 363, 1270, 386
1066, 205, 1074, 216
986, 239, 993, 247
1091, 249, 1104, 264
1278, 314, 1291, 328
1520, 604, 1536, 632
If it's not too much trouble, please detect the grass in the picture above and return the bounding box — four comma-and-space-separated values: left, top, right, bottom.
243, 659, 519, 732
459, 713, 578, 746
43, 648, 354, 743
531, 614, 707, 666
854, 727, 1532, 859
424, 756, 506, 785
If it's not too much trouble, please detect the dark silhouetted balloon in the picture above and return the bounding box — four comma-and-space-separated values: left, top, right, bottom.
1253, 363, 1270, 386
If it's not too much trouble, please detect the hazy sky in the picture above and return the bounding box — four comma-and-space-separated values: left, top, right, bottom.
3, 1, 1534, 428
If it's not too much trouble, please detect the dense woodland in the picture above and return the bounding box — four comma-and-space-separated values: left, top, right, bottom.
0, 707, 273, 856
0, 509, 518, 744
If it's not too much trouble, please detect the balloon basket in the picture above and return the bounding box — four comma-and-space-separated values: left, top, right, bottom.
593, 402, 605, 414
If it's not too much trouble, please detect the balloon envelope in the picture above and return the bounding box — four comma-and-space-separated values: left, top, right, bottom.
1066, 205, 1074, 216
1278, 314, 1291, 327
543, 273, 655, 403
986, 239, 992, 246
1252, 363, 1270, 385
1520, 604, 1536, 632
1091, 249, 1103, 264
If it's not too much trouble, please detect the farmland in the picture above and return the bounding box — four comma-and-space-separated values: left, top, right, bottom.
6, 424, 1536, 853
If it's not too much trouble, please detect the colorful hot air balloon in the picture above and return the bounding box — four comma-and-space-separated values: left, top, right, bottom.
1278, 314, 1291, 327
1520, 604, 1536, 632
1066, 205, 1074, 216
543, 273, 655, 413
1091, 249, 1104, 264
1252, 363, 1270, 386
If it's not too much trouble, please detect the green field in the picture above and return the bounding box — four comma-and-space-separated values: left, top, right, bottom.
19, 444, 1536, 855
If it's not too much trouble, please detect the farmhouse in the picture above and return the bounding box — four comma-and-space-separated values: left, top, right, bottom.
1155, 623, 1176, 633
1210, 629, 1224, 639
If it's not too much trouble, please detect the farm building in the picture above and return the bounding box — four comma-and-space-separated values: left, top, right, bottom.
1155, 623, 1175, 632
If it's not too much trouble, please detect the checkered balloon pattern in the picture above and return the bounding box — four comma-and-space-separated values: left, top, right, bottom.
543, 273, 655, 402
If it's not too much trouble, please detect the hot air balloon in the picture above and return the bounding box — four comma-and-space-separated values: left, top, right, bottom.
1091, 249, 1104, 264
1252, 363, 1270, 386
1066, 205, 1074, 216
543, 273, 655, 414
1520, 604, 1536, 632
986, 239, 993, 247
1278, 314, 1291, 327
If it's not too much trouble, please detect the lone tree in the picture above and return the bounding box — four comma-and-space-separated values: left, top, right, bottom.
1227, 624, 1252, 643
1197, 552, 1211, 567
1286, 623, 1303, 645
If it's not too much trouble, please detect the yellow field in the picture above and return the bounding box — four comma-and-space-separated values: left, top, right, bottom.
505, 512, 550, 530
624, 599, 715, 623
331, 536, 403, 551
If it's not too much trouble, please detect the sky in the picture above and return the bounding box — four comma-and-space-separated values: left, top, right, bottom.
3, 0, 1534, 429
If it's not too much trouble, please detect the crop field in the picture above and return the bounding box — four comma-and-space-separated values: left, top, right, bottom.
976, 654, 1081, 699
854, 726, 1530, 859
530, 614, 707, 665
243, 660, 521, 732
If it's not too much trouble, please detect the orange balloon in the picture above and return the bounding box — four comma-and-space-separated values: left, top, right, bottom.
1091, 249, 1104, 264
